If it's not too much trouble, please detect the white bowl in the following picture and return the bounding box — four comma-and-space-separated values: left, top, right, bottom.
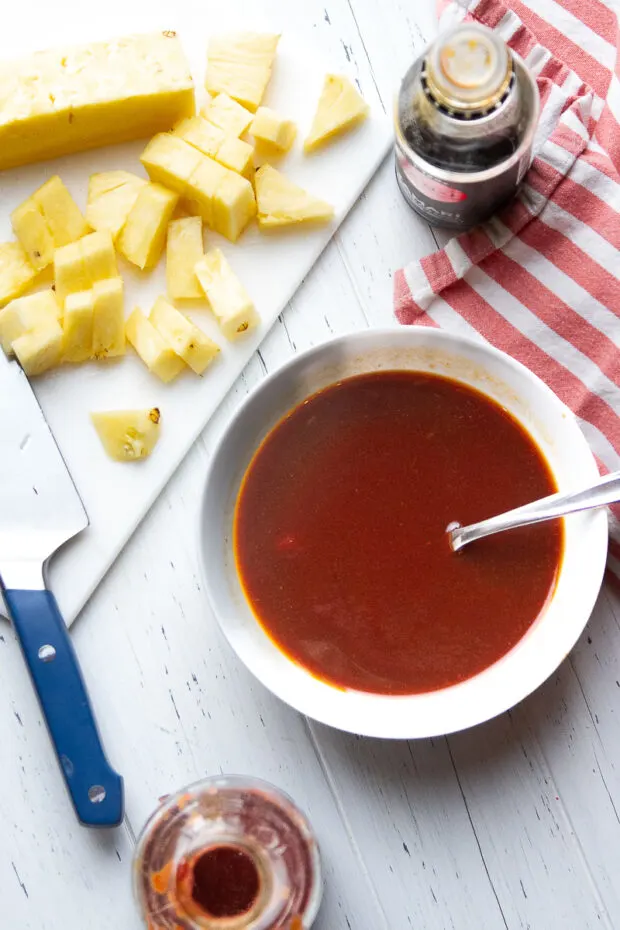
198, 329, 608, 738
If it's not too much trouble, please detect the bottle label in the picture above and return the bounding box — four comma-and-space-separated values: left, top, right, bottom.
400, 157, 467, 203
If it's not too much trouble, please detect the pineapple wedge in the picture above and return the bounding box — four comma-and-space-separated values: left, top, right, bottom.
118, 183, 179, 270
195, 249, 259, 339
205, 32, 280, 111
63, 289, 94, 363
86, 171, 148, 240
166, 217, 204, 299
126, 307, 185, 382
304, 75, 369, 153
12, 323, 63, 376
54, 230, 118, 301
250, 107, 296, 153
140, 135, 204, 196
254, 165, 334, 228
202, 93, 253, 137
10, 200, 55, 271
150, 296, 219, 374
0, 290, 61, 355
92, 278, 125, 359
91, 408, 161, 462
0, 242, 38, 308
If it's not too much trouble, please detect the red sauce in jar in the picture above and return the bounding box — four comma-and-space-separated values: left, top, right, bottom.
234, 371, 563, 695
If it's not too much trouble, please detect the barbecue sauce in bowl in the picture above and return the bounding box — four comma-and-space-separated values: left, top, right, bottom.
234, 371, 562, 695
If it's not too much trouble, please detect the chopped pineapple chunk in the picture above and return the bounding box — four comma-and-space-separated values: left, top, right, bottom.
211, 172, 257, 242
205, 32, 280, 111
174, 117, 226, 159
304, 75, 369, 153
174, 117, 254, 177
63, 289, 94, 363
80, 230, 118, 282
10, 201, 55, 271
150, 296, 219, 374
91, 408, 161, 461
0, 243, 38, 308
12, 176, 89, 271
140, 134, 204, 196
12, 322, 64, 376
166, 217, 204, 299
92, 278, 125, 358
54, 241, 90, 301
54, 230, 118, 301
195, 249, 259, 339
0, 290, 61, 355
126, 307, 185, 382
202, 93, 253, 137
254, 165, 334, 227
118, 183, 179, 270
250, 107, 296, 153
86, 171, 147, 240
216, 137, 254, 178
142, 136, 256, 241
32, 177, 89, 246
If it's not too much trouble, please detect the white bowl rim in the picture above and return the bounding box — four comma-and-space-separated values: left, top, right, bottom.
197, 327, 608, 739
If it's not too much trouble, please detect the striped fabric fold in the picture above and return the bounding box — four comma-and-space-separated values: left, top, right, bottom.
395, 0, 620, 583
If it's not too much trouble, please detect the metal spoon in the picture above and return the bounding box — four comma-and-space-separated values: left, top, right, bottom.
448, 470, 620, 552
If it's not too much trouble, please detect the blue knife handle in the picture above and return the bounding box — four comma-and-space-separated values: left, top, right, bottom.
4, 588, 124, 827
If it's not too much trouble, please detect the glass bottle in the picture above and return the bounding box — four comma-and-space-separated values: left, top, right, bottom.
133, 775, 322, 930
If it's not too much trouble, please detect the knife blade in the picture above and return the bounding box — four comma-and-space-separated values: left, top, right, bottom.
0, 352, 123, 827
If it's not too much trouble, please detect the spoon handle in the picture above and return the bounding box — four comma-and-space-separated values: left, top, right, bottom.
450, 470, 620, 552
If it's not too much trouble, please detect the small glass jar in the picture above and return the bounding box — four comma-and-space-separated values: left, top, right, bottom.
133, 775, 322, 930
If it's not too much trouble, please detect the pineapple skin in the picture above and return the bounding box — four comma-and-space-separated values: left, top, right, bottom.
195, 249, 259, 340
126, 307, 186, 382
118, 183, 179, 270
149, 295, 219, 375
91, 408, 161, 461
166, 217, 204, 300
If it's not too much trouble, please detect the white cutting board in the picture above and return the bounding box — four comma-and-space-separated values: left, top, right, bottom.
0, 13, 391, 626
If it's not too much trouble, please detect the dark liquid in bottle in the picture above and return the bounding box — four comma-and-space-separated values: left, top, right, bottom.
398, 63, 524, 173
179, 845, 261, 919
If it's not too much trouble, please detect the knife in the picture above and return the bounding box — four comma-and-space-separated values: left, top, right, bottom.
0, 352, 124, 827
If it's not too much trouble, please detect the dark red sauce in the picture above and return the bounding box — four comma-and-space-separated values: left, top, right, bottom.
234, 371, 563, 695
178, 845, 260, 920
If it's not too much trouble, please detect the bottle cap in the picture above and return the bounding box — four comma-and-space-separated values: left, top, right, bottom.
426, 23, 512, 112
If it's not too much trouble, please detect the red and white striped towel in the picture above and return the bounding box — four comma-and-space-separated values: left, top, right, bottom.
394, 0, 620, 584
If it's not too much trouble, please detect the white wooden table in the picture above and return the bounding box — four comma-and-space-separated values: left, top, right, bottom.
3, 2, 620, 928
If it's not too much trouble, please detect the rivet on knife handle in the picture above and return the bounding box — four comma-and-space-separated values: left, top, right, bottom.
3, 587, 124, 827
